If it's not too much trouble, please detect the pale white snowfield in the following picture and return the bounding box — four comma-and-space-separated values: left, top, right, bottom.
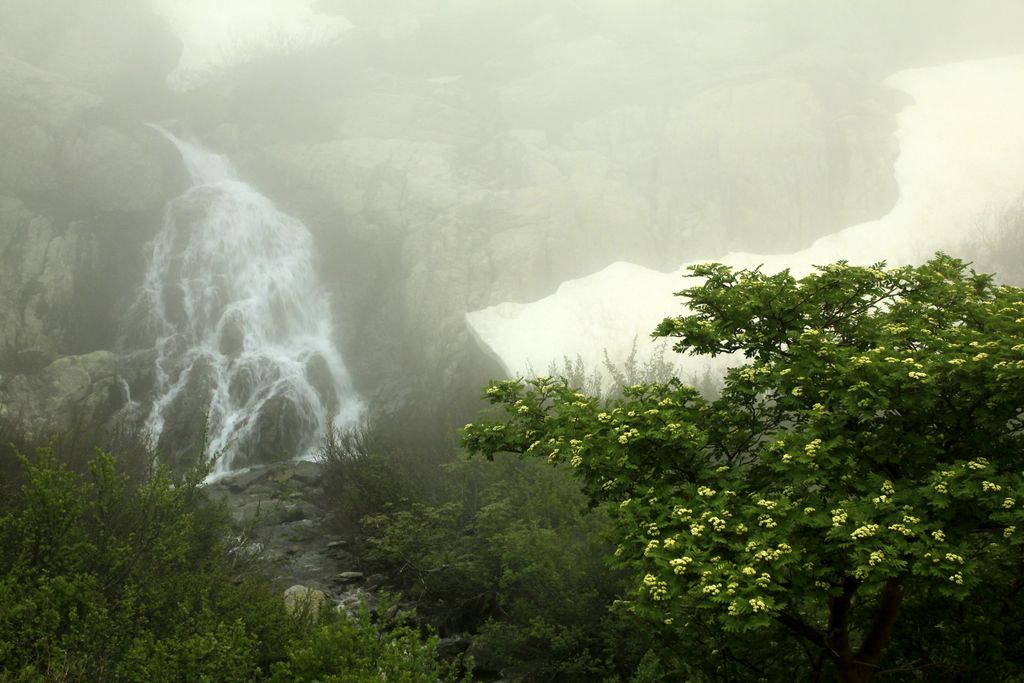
466, 55, 1024, 383
147, 0, 352, 91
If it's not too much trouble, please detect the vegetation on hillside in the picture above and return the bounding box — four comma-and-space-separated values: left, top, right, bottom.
5, 254, 1024, 681
0, 431, 465, 682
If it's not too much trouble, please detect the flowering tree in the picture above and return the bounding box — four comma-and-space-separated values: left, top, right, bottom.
462, 255, 1024, 682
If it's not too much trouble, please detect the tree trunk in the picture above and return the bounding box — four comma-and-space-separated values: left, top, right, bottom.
832, 579, 906, 683
775, 578, 905, 683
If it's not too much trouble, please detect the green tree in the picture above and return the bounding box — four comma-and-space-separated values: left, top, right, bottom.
463, 255, 1024, 682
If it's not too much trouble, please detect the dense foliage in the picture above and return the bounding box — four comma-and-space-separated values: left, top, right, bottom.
463, 255, 1024, 681
319, 396, 696, 681
360, 454, 653, 680
0, 439, 464, 682
8, 254, 1021, 682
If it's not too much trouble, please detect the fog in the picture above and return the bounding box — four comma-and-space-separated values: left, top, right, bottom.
2, 1, 1024, 467
470, 55, 1024, 381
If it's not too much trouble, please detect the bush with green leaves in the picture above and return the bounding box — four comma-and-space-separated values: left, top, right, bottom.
316, 414, 457, 534
464, 255, 1024, 682
0, 440, 466, 682
0, 445, 285, 680
359, 453, 665, 681
271, 600, 469, 683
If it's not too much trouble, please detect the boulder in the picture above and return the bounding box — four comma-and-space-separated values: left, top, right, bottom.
224, 467, 272, 493
290, 460, 323, 487
0, 350, 119, 436
335, 571, 364, 584
283, 584, 327, 623
325, 540, 349, 552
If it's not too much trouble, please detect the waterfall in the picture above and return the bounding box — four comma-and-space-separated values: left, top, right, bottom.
129, 127, 361, 476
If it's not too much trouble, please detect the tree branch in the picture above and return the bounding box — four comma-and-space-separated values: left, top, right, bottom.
827, 576, 858, 664
774, 611, 828, 653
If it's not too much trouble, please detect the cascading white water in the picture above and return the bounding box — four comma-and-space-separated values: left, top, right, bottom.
131, 128, 361, 477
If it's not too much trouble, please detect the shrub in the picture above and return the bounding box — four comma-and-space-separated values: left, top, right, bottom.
316, 417, 453, 534
360, 454, 656, 680
0, 440, 457, 681
271, 600, 469, 683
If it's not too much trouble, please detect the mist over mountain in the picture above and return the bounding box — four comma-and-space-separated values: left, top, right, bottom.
468, 55, 1024, 381
1, 0, 1023, 464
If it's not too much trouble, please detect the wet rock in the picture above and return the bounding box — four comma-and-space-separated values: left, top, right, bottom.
224, 467, 272, 493
12, 349, 55, 374
218, 314, 246, 358
205, 462, 369, 614
300, 501, 323, 519
276, 504, 307, 525
284, 584, 327, 622
334, 571, 364, 584
290, 460, 323, 487
250, 395, 309, 467
232, 500, 266, 527
363, 573, 386, 590
281, 519, 319, 542
304, 353, 338, 413
153, 356, 218, 466
337, 588, 375, 615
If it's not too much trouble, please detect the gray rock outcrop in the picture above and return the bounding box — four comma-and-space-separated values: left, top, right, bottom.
228, 28, 902, 415
0, 350, 118, 435
0, 197, 92, 364
0, 37, 182, 436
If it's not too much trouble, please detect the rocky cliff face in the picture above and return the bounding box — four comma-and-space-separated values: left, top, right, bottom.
0, 7, 183, 436
218, 13, 903, 418
1, 1, 985, 459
